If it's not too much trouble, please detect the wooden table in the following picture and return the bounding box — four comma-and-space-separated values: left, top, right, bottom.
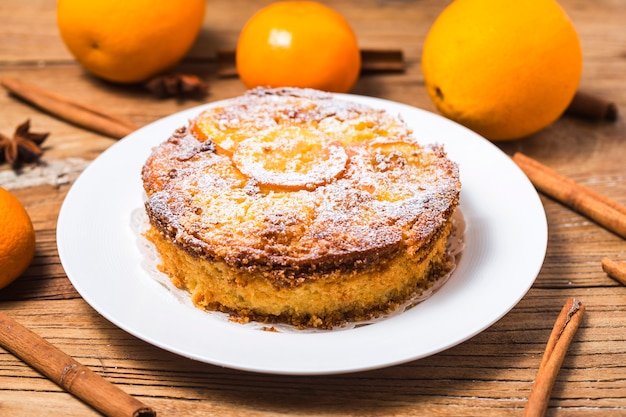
1, 0, 625, 415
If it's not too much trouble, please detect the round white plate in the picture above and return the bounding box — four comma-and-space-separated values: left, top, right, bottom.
57, 94, 547, 375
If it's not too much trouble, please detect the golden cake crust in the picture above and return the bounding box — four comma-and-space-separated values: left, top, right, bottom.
141, 87, 461, 327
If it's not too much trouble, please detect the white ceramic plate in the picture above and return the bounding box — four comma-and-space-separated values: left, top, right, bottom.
57, 94, 547, 375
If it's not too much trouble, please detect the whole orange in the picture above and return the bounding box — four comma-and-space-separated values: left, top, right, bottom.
236, 1, 361, 93
0, 187, 36, 290
57, 0, 205, 84
422, 0, 582, 141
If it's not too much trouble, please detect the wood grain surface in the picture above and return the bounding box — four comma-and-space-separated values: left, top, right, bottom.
1, 0, 625, 416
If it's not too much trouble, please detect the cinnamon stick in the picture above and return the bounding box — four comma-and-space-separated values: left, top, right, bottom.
359, 49, 405, 73
0, 311, 156, 417
566, 90, 618, 122
1, 77, 138, 139
601, 258, 626, 286
216, 48, 405, 78
513, 152, 626, 239
523, 298, 585, 417
215, 50, 238, 78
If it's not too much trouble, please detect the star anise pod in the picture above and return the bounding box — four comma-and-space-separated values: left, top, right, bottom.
144, 73, 209, 98
0, 119, 49, 168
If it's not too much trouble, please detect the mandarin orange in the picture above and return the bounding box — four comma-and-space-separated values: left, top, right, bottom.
236, 1, 361, 93
0, 187, 36, 289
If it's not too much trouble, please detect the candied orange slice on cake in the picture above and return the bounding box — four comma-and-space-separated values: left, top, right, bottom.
191, 106, 253, 157
231, 125, 348, 190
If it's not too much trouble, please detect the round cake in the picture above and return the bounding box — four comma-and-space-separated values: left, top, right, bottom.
141, 87, 461, 329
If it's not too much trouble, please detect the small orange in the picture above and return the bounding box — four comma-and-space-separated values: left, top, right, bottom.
236, 1, 361, 93
57, 0, 205, 83
0, 187, 36, 290
422, 0, 582, 141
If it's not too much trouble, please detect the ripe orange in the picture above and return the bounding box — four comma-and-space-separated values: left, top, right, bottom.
0, 187, 36, 290
57, 0, 205, 83
422, 0, 582, 141
236, 1, 361, 93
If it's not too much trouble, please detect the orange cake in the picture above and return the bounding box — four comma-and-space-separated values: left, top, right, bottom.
141, 87, 461, 329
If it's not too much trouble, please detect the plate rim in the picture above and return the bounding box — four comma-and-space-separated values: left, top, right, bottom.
56, 93, 547, 375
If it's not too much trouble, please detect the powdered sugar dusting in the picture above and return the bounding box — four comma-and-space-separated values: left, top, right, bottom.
141, 87, 461, 270
232, 126, 349, 189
